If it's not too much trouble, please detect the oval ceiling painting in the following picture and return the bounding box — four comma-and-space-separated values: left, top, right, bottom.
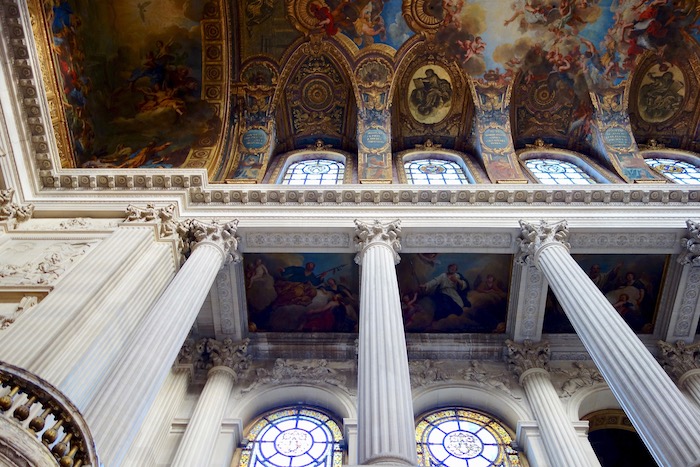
407, 65, 453, 125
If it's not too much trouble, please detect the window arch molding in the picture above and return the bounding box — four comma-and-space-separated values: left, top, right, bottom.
642, 149, 700, 184
229, 384, 357, 429
518, 148, 614, 184
412, 385, 529, 433
397, 149, 483, 184
266, 149, 355, 184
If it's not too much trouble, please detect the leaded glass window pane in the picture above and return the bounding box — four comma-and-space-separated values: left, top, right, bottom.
241, 407, 343, 467
282, 159, 344, 185
645, 157, 700, 184
416, 408, 522, 467
525, 159, 594, 185
405, 158, 469, 185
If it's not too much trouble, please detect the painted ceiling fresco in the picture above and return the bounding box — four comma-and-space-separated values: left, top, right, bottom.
31, 0, 700, 181
543, 253, 668, 334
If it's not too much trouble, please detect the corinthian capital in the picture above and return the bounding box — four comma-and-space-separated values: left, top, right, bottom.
516, 220, 569, 266
195, 338, 251, 379
505, 339, 550, 378
658, 340, 700, 381
0, 188, 34, 229
178, 219, 241, 264
124, 203, 178, 238
679, 220, 700, 266
353, 219, 401, 265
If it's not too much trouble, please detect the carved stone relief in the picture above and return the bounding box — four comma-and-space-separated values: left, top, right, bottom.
0, 240, 96, 286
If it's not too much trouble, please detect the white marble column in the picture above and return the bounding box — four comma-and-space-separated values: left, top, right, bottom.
124, 364, 192, 466
354, 219, 416, 466
658, 340, 700, 408
84, 219, 240, 467
172, 338, 249, 467
0, 224, 155, 367
518, 219, 700, 467
506, 340, 599, 467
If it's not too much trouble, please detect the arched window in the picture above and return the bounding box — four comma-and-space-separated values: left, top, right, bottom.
645, 157, 700, 184
240, 406, 344, 467
281, 159, 345, 185
416, 407, 523, 467
405, 158, 470, 185
524, 158, 595, 185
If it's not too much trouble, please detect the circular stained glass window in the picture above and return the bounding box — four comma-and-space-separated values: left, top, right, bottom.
240, 406, 344, 467
416, 408, 524, 467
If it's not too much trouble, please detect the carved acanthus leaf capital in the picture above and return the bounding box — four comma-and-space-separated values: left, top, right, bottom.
178, 219, 241, 264
679, 220, 700, 266
658, 340, 700, 380
195, 338, 251, 379
124, 203, 178, 238
177, 338, 196, 365
0, 188, 34, 229
354, 219, 401, 265
516, 220, 569, 266
505, 339, 550, 378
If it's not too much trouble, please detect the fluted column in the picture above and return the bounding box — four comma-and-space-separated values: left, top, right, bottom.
84, 219, 240, 467
0, 223, 155, 367
518, 220, 700, 467
124, 365, 191, 465
172, 338, 250, 467
354, 219, 416, 466
506, 340, 598, 467
658, 340, 700, 407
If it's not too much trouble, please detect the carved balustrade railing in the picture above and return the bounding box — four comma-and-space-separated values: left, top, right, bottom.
0, 361, 98, 466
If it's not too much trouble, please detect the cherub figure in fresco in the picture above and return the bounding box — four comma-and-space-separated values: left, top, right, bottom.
442, 0, 464, 28
456, 36, 486, 65
353, 2, 386, 46
504, 0, 552, 29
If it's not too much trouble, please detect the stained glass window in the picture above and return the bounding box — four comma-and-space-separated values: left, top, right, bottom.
525, 159, 595, 185
405, 158, 470, 185
240, 407, 344, 467
416, 408, 523, 467
645, 157, 700, 184
282, 159, 344, 185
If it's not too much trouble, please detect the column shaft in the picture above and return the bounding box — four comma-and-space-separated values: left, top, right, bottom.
520, 368, 597, 467
124, 368, 191, 465
85, 239, 231, 466
0, 226, 154, 367
357, 241, 415, 465
538, 244, 700, 466
171, 366, 236, 466
47, 241, 176, 408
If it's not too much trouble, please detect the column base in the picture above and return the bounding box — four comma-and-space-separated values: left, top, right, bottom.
356, 453, 417, 466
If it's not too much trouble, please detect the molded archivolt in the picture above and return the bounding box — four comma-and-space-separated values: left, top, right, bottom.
230, 384, 357, 428
392, 37, 475, 153
628, 46, 700, 152
273, 39, 358, 154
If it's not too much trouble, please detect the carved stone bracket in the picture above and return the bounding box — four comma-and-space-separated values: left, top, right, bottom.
679, 219, 700, 266
0, 189, 34, 229
353, 219, 401, 265
505, 339, 550, 378
516, 220, 569, 266
658, 340, 700, 381
239, 358, 350, 395
124, 203, 178, 238
178, 219, 241, 264
556, 362, 605, 397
